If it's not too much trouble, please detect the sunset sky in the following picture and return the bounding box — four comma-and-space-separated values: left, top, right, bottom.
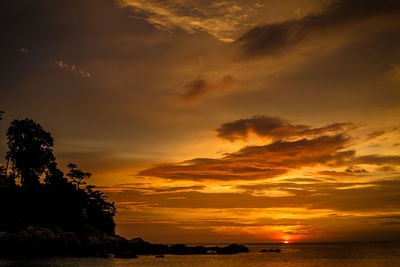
1, 0, 400, 243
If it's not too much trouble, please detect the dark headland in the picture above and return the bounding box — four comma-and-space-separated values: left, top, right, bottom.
0, 116, 248, 258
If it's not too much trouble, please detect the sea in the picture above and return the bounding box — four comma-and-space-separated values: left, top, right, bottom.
0, 242, 399, 266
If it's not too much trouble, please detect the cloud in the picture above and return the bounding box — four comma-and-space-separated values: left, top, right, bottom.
138, 134, 354, 181
316, 170, 356, 177
137, 115, 399, 182
375, 166, 396, 172
215, 115, 356, 141
354, 155, 400, 166
118, 0, 262, 42
99, 183, 205, 194
365, 130, 385, 141
55, 60, 91, 78
345, 166, 368, 173
236, 0, 400, 57
181, 75, 236, 101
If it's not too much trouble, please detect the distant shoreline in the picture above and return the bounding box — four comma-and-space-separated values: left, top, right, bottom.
0, 230, 249, 259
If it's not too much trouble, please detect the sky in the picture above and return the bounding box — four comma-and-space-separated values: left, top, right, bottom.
1, 0, 400, 243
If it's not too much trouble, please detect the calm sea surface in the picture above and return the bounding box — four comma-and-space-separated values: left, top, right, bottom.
1, 242, 399, 266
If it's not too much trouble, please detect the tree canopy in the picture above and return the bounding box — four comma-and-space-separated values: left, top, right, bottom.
67, 163, 91, 189
6, 119, 55, 188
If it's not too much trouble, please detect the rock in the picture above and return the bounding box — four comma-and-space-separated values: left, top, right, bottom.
86, 235, 101, 245
169, 244, 188, 254
54, 227, 64, 234
109, 234, 127, 243
260, 248, 281, 252
33, 230, 47, 241
25, 226, 37, 234
129, 237, 148, 245
3, 233, 16, 244
185, 245, 207, 254
0, 232, 7, 239
102, 233, 110, 240
16, 230, 32, 242
57, 232, 78, 246
213, 244, 249, 254
0, 232, 250, 258
114, 251, 138, 258
42, 228, 55, 239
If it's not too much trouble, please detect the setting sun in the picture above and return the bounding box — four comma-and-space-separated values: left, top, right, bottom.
284, 241, 289, 244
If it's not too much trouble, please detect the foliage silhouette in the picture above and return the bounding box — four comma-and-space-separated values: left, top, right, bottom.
6, 119, 55, 189
0, 118, 116, 238
66, 163, 91, 189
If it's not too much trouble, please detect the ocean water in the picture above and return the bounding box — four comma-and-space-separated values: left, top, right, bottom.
1, 242, 399, 266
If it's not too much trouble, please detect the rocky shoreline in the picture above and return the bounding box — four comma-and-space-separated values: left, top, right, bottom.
0, 225, 249, 258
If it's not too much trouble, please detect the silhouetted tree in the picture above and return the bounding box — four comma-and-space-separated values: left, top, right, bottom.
6, 119, 55, 189
0, 117, 116, 238
67, 163, 91, 189
85, 185, 116, 234
44, 161, 67, 186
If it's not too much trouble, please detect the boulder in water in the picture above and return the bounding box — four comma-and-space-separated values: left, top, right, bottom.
260, 248, 281, 252
213, 244, 249, 254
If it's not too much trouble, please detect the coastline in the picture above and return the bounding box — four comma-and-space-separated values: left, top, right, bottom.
0, 225, 248, 259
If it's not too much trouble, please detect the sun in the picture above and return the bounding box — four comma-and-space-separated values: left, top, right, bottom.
283, 241, 289, 244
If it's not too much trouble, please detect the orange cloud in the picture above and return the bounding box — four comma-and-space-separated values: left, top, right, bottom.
215, 115, 357, 141
138, 134, 354, 181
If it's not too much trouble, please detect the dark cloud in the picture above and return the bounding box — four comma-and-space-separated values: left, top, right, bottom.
375, 165, 396, 172
181, 75, 236, 101
284, 178, 323, 183
234, 179, 400, 211
354, 155, 400, 166
236, 0, 400, 58
345, 166, 368, 173
366, 130, 385, 140
138, 134, 354, 181
317, 170, 355, 177
215, 115, 356, 141
99, 184, 205, 194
